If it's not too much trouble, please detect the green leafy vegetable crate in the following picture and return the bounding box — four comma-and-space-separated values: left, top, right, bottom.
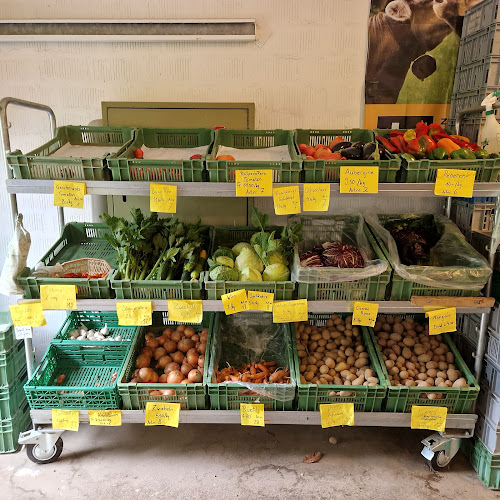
464, 437, 500, 490
0, 370, 28, 419
293, 314, 388, 411
118, 312, 214, 410
0, 341, 31, 386
295, 129, 401, 182
17, 222, 116, 300
206, 129, 302, 182
107, 128, 213, 181
7, 125, 135, 180
0, 400, 31, 454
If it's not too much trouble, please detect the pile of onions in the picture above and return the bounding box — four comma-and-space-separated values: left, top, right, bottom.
129, 325, 208, 386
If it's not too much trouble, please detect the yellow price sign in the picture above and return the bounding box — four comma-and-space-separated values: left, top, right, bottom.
411, 406, 447, 432
248, 291, 274, 312
340, 166, 379, 194
273, 299, 308, 323
88, 410, 122, 426
434, 169, 475, 198
52, 409, 79, 432
273, 185, 301, 215
320, 403, 355, 428
9, 302, 46, 327
221, 289, 248, 315
150, 183, 177, 213
240, 403, 265, 427
303, 183, 330, 211
235, 170, 272, 197
145, 402, 180, 427
168, 300, 203, 323
425, 307, 456, 335
53, 180, 86, 209
40, 285, 77, 310
116, 301, 153, 326
352, 302, 379, 327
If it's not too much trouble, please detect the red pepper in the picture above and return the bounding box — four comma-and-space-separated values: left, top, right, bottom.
431, 131, 452, 141
415, 121, 429, 138
406, 138, 426, 158
63, 273, 79, 278
375, 135, 398, 153
389, 130, 405, 137
390, 135, 406, 153
428, 123, 444, 136
448, 137, 481, 151
418, 135, 436, 154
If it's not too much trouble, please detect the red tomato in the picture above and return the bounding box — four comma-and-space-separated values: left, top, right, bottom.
134, 148, 144, 159
63, 273, 79, 278
190, 154, 202, 160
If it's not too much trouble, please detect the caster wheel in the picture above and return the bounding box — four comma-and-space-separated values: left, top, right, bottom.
427, 449, 452, 471
26, 437, 63, 464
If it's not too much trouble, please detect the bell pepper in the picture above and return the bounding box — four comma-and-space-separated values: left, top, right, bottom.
406, 138, 426, 158
429, 123, 444, 136
432, 131, 452, 141
415, 121, 429, 138
428, 147, 448, 160
475, 149, 490, 159
390, 135, 406, 153
450, 134, 470, 143
450, 148, 476, 160
403, 129, 416, 142
436, 138, 460, 155
400, 153, 416, 162
418, 135, 436, 155
375, 135, 398, 153
448, 136, 481, 152
389, 130, 405, 137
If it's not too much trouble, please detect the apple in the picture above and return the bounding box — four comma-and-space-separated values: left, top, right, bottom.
134, 148, 144, 159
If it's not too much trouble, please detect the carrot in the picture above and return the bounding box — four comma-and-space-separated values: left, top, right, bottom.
249, 373, 266, 380
250, 364, 257, 375
230, 375, 240, 382
263, 361, 277, 367
256, 363, 270, 376
269, 369, 287, 383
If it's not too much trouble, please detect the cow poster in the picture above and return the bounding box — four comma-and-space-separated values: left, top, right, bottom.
364, 0, 481, 129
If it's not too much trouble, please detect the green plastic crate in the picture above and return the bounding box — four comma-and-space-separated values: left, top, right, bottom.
118, 312, 214, 410
0, 370, 28, 419
51, 311, 137, 351
468, 437, 500, 489
24, 343, 127, 409
107, 128, 213, 181
206, 129, 302, 182
295, 129, 401, 183
17, 222, 116, 300
0, 317, 14, 352
204, 225, 296, 300
0, 400, 31, 454
292, 314, 388, 411
367, 319, 479, 413
207, 312, 296, 410
7, 125, 135, 180
295, 218, 391, 301
0, 341, 30, 386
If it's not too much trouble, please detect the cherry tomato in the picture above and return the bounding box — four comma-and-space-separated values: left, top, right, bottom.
134, 148, 144, 159
63, 273, 79, 278
190, 154, 202, 160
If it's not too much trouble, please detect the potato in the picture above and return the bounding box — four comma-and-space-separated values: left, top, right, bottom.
447, 369, 459, 382
319, 365, 329, 375
453, 378, 468, 388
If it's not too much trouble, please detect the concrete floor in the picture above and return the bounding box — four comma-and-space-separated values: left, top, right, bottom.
0, 425, 499, 500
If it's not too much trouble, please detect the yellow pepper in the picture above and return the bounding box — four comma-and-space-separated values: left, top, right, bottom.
436, 138, 460, 155
403, 129, 416, 143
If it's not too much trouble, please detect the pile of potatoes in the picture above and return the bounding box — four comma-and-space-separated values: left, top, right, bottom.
373, 315, 469, 399
295, 314, 380, 396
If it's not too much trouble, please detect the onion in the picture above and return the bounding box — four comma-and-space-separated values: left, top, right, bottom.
171, 351, 185, 364
164, 362, 181, 374
170, 331, 182, 343
145, 338, 160, 349
138, 367, 154, 382
181, 362, 194, 376
145, 332, 155, 340
184, 327, 195, 338
167, 370, 184, 384
133, 368, 140, 378
156, 355, 172, 369
159, 374, 169, 383
197, 342, 207, 354
154, 347, 167, 360
162, 328, 173, 338
176, 325, 186, 332
135, 354, 151, 369
157, 335, 167, 346
200, 329, 209, 342
186, 348, 199, 366
188, 369, 203, 383
141, 346, 154, 356
178, 338, 195, 353
198, 355, 205, 368
162, 389, 176, 395
191, 334, 200, 342
149, 372, 159, 383
149, 390, 162, 395
130, 377, 139, 383
163, 340, 177, 353
181, 379, 189, 384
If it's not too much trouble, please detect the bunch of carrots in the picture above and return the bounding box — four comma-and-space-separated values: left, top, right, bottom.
215, 360, 290, 384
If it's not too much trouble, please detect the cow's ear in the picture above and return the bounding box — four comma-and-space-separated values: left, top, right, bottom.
385, 0, 412, 20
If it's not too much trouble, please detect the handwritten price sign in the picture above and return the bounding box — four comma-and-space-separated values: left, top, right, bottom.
235, 170, 272, 197
40, 285, 77, 310
53, 181, 86, 209
320, 403, 355, 428
150, 183, 177, 213
52, 409, 79, 432
273, 299, 308, 323
425, 307, 456, 335
9, 302, 46, 327
411, 406, 447, 432
88, 410, 122, 427
303, 183, 330, 211
273, 185, 301, 215
221, 289, 248, 315
434, 169, 475, 197
340, 166, 379, 194
240, 403, 265, 427
248, 291, 274, 312
116, 301, 153, 326
168, 300, 203, 323
145, 402, 180, 427
352, 302, 379, 327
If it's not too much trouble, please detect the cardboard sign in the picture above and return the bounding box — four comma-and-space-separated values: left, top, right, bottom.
150, 183, 177, 213
221, 289, 248, 315
168, 300, 203, 323
145, 402, 180, 427
340, 166, 379, 194
52, 409, 79, 432
247, 291, 274, 312
411, 406, 447, 432
235, 170, 272, 197
88, 410, 122, 426
9, 302, 46, 327
240, 403, 265, 427
40, 285, 77, 310
53, 181, 86, 209
116, 301, 153, 326
14, 326, 32, 340
434, 169, 475, 198
303, 183, 330, 211
273, 299, 308, 323
320, 403, 355, 428
352, 302, 379, 327
426, 307, 456, 335
273, 185, 301, 215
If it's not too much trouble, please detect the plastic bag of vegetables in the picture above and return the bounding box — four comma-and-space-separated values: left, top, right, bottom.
365, 213, 491, 290
291, 213, 388, 283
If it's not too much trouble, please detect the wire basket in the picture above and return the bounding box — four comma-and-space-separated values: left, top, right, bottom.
53, 258, 112, 278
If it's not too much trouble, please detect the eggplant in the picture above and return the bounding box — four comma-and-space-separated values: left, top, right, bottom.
331, 141, 352, 152
362, 142, 377, 160
352, 141, 365, 150
339, 147, 362, 160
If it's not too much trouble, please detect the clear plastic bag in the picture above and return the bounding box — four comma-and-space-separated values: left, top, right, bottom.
365, 213, 492, 290
290, 213, 388, 283
207, 313, 295, 402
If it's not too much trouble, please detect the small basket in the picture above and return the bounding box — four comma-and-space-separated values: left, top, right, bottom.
54, 258, 112, 278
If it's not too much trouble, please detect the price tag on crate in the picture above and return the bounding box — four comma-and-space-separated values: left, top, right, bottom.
52, 409, 79, 432
116, 301, 153, 326
235, 170, 272, 197
150, 183, 177, 213
248, 291, 274, 312
352, 302, 379, 327
40, 285, 77, 310
434, 169, 475, 197
340, 166, 379, 194
88, 410, 122, 426
145, 402, 180, 427
53, 181, 87, 209
221, 289, 248, 315
273, 299, 308, 323
303, 183, 330, 211
320, 403, 355, 428
411, 406, 447, 432
9, 302, 46, 327
240, 403, 265, 427
168, 300, 203, 323
273, 185, 301, 215
425, 307, 456, 335
14, 325, 32, 340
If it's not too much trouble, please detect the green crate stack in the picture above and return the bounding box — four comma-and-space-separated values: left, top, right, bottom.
117, 312, 214, 410
0, 400, 31, 454
0, 315, 14, 353
206, 129, 302, 182
207, 312, 296, 410
203, 225, 296, 300
107, 128, 213, 182
295, 128, 401, 183
464, 437, 500, 490
6, 125, 135, 180
17, 222, 116, 300
292, 314, 388, 411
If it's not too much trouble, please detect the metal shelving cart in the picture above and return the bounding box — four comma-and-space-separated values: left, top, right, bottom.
1, 96, 497, 468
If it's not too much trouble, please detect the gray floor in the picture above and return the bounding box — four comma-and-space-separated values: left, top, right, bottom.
0, 425, 499, 500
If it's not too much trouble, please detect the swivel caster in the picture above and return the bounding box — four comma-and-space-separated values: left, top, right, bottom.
26, 437, 63, 464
